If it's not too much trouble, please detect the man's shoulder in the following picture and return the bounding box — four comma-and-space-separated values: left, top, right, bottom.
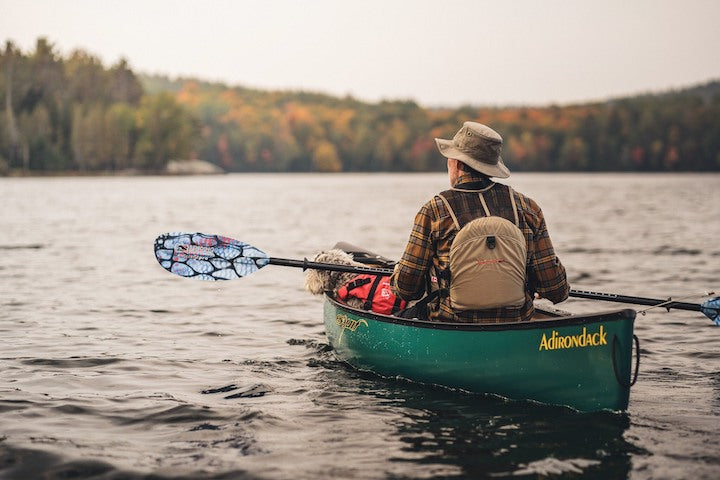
435, 188, 454, 201
506, 187, 545, 231
419, 190, 455, 218
508, 186, 541, 213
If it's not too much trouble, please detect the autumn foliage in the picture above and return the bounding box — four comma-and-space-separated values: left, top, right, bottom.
2, 38, 719, 174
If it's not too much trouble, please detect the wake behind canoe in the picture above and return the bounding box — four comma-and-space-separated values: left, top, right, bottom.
323, 295, 637, 412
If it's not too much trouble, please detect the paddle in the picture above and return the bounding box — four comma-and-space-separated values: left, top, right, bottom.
569, 289, 720, 324
153, 232, 394, 280
154, 232, 720, 324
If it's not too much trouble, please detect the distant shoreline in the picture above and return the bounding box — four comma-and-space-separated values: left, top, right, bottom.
2, 160, 226, 177
3, 169, 718, 178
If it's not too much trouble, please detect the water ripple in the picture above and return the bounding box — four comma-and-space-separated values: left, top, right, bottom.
202, 383, 274, 399
20, 357, 123, 368
512, 457, 602, 476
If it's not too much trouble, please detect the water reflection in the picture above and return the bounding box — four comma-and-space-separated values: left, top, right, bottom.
711, 371, 720, 411
315, 363, 636, 479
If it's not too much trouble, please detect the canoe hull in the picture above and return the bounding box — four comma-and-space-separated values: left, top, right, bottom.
323, 296, 636, 412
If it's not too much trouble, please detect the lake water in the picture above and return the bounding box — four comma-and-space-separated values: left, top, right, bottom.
1, 173, 719, 479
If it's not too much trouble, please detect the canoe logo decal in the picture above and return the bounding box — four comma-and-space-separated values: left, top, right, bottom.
336, 314, 368, 341
539, 325, 607, 351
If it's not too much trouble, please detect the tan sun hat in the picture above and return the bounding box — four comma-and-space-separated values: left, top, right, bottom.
435, 121, 510, 178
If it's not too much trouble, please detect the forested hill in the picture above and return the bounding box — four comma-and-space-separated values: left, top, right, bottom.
2, 38, 719, 174
142, 75, 720, 173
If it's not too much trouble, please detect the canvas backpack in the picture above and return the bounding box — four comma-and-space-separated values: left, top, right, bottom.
439, 187, 527, 310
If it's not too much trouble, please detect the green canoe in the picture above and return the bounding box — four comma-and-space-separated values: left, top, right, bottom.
323, 295, 638, 412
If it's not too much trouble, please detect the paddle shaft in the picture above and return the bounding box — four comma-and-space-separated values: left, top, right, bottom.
270, 256, 707, 313
569, 289, 703, 312
268, 257, 393, 276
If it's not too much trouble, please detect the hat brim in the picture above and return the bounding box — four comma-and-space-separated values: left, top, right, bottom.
435, 138, 510, 179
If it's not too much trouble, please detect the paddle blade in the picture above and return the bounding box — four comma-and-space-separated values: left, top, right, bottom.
701, 297, 720, 325
154, 232, 269, 280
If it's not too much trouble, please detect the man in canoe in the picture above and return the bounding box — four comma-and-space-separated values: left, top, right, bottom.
390, 121, 569, 323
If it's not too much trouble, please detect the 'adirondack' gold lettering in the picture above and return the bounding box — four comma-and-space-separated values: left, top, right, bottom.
539, 326, 608, 351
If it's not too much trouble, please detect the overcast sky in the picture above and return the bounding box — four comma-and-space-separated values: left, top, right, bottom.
2, 0, 719, 107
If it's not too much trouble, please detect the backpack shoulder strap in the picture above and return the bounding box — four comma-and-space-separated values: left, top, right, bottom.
443, 185, 520, 228
477, 192, 492, 217
482, 184, 520, 226
437, 193, 461, 230
507, 186, 520, 226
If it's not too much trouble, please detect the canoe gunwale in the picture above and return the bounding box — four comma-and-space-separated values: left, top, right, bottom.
325, 293, 637, 331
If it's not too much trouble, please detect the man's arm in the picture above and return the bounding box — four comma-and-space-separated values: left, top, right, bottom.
529, 207, 569, 304
390, 202, 435, 301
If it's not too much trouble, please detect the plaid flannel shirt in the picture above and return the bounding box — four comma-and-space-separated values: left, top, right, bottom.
390, 172, 569, 323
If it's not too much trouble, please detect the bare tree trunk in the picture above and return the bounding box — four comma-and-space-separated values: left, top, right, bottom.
3, 45, 27, 172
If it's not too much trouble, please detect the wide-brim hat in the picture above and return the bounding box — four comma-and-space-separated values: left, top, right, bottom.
435, 121, 510, 178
